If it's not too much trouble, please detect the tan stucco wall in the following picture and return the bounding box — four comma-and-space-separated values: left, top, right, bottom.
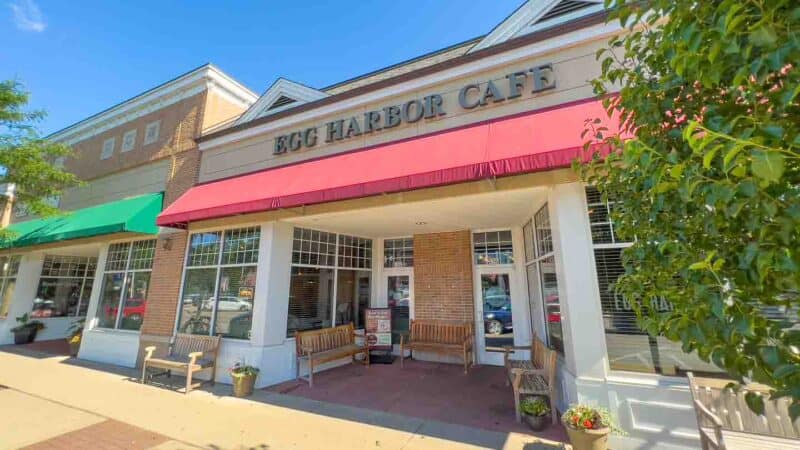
199, 38, 607, 183
201, 90, 248, 132
58, 159, 170, 211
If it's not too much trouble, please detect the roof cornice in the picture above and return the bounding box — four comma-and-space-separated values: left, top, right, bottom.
48, 64, 258, 146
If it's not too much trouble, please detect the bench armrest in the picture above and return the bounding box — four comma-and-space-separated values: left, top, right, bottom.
143, 346, 157, 361
510, 367, 547, 377
187, 351, 203, 365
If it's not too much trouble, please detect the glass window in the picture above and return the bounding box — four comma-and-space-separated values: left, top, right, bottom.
287, 227, 373, 336
32, 255, 96, 318
287, 267, 334, 335
214, 266, 257, 339
143, 121, 160, 145
524, 204, 564, 354
387, 275, 410, 343
101, 138, 115, 160
177, 227, 260, 339
95, 239, 156, 330
0, 256, 21, 318
585, 187, 725, 375
384, 238, 413, 268
121, 129, 137, 152
473, 230, 514, 265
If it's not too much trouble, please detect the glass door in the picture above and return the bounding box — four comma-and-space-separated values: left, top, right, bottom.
384, 268, 413, 347
474, 267, 516, 365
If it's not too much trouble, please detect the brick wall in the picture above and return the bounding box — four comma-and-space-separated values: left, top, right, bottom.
413, 230, 474, 322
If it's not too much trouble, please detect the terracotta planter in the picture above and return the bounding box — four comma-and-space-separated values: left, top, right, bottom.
523, 413, 550, 431
565, 426, 610, 450
231, 373, 257, 397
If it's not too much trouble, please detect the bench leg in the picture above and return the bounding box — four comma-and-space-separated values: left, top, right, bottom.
514, 390, 522, 422
550, 395, 558, 425
296, 357, 300, 382
185, 369, 193, 394
364, 349, 370, 367
308, 359, 314, 388
141, 362, 147, 384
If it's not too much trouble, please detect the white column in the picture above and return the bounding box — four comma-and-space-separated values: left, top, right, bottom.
83, 243, 109, 331
261, 221, 294, 346
0, 252, 44, 344
549, 182, 608, 380
248, 222, 273, 346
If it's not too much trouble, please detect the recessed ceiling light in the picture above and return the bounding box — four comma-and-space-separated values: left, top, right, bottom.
415, 221, 427, 225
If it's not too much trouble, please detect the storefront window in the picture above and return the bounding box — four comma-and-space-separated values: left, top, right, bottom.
177, 227, 259, 339
287, 227, 372, 336
384, 238, 413, 268
0, 256, 21, 318
585, 186, 724, 375
473, 231, 514, 264
524, 205, 564, 354
32, 255, 96, 318
95, 240, 156, 330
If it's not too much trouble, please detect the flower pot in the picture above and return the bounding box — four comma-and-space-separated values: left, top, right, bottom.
565, 426, 610, 450
68, 340, 81, 357
232, 373, 257, 397
523, 413, 550, 431
13, 327, 37, 345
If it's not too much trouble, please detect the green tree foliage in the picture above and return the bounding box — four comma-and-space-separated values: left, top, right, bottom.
576, 0, 800, 417
0, 80, 79, 236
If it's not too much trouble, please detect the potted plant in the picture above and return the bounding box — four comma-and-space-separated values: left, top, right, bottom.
10, 313, 45, 345
66, 318, 85, 357
520, 397, 550, 431
561, 404, 622, 450
230, 362, 259, 397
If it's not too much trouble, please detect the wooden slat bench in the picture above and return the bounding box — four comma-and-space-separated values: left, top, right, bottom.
295, 323, 368, 387
399, 319, 474, 373
688, 372, 800, 449
141, 333, 220, 394
503, 335, 558, 424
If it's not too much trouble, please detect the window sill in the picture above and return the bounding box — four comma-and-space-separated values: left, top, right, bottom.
36, 315, 86, 320
87, 327, 140, 336
605, 371, 691, 389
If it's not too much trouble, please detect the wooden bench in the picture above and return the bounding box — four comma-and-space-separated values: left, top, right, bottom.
141, 333, 220, 394
399, 319, 474, 374
295, 323, 368, 387
688, 372, 799, 449
502, 335, 558, 424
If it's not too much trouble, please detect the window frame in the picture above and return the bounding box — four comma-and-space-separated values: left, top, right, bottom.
100, 137, 115, 160
523, 203, 564, 354
176, 226, 261, 340
0, 255, 21, 319
472, 229, 515, 266
287, 227, 373, 337
95, 239, 156, 331
143, 121, 160, 145
383, 237, 413, 268
121, 129, 137, 152
35, 255, 97, 318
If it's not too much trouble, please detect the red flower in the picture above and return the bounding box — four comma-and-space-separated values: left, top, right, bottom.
583, 419, 593, 429
572, 415, 579, 424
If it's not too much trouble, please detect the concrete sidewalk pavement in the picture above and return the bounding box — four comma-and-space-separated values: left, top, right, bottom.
0, 349, 567, 450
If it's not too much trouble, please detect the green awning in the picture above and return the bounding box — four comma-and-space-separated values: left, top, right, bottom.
1, 192, 163, 249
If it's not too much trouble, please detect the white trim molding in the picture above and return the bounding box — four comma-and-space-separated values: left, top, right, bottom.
470, 0, 605, 53
235, 78, 330, 126
48, 65, 258, 146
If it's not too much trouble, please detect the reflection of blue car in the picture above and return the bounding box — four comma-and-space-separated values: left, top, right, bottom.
484, 295, 512, 335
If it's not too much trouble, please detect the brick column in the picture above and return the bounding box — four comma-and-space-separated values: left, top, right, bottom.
137, 149, 201, 365
413, 230, 474, 322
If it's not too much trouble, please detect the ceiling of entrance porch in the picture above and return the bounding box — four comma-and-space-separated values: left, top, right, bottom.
285, 186, 546, 238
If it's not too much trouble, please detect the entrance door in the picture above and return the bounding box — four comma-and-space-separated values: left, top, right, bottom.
474, 267, 517, 365
383, 268, 413, 347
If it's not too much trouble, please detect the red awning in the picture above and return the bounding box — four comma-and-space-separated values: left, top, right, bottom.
158, 97, 617, 227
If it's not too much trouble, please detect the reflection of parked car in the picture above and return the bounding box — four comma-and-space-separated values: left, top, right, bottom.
107, 298, 146, 322
483, 295, 513, 335
203, 296, 252, 311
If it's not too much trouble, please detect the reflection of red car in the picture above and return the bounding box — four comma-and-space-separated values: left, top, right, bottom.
107, 298, 146, 322
547, 312, 561, 323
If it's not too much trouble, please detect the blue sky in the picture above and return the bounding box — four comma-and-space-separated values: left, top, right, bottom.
3, 0, 524, 135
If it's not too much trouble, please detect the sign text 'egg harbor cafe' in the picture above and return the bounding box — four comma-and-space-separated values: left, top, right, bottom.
0, 2, 734, 449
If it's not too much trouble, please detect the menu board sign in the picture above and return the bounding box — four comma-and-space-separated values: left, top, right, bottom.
365, 308, 392, 351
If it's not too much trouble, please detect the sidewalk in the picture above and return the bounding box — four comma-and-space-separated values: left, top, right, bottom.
0, 348, 568, 450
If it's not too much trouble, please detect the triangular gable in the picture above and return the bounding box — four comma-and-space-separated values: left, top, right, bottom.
469, 0, 604, 53
235, 78, 328, 125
